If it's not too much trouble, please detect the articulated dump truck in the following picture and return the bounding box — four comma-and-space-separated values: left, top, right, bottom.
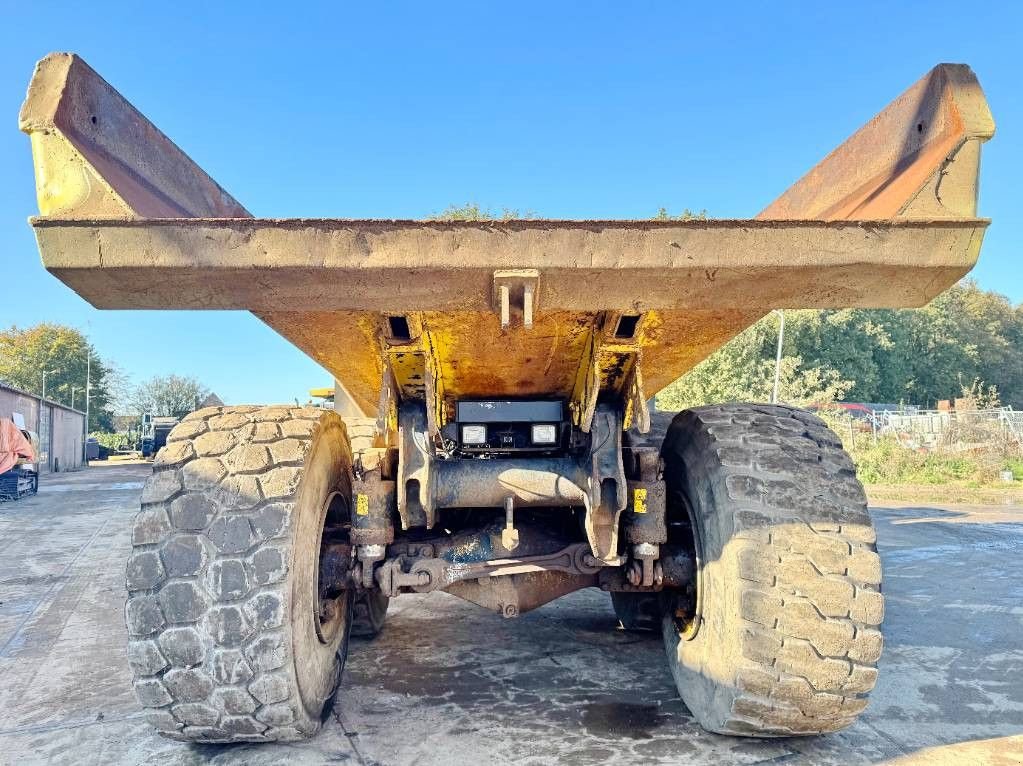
21, 54, 993, 743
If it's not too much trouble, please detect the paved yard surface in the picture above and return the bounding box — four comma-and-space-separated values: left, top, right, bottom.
1, 464, 1022, 765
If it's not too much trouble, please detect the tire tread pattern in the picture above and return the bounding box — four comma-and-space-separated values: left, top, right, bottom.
125, 405, 339, 743
663, 403, 883, 736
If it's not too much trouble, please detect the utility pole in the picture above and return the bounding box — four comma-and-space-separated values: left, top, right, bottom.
71, 386, 77, 410
39, 369, 55, 470
84, 347, 91, 464
771, 309, 785, 404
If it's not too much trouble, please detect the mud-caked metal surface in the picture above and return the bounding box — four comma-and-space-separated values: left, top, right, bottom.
1, 464, 1021, 765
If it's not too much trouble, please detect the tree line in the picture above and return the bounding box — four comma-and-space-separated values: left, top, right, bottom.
658, 281, 1023, 411
0, 323, 209, 432
3, 279, 1020, 431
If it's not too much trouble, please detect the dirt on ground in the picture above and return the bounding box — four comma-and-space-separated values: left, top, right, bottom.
866, 483, 1023, 506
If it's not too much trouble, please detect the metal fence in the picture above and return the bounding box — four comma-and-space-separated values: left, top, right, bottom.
876, 407, 1022, 450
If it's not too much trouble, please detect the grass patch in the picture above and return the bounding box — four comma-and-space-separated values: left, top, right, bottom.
1004, 457, 1023, 481
852, 440, 984, 485
817, 413, 1022, 488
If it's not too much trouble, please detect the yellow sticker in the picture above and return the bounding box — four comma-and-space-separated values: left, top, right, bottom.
634, 488, 647, 514
356, 494, 369, 516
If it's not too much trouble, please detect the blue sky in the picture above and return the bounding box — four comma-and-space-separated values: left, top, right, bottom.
1, 2, 1019, 407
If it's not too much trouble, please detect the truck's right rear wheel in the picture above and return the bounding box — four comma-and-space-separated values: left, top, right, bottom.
659, 403, 884, 736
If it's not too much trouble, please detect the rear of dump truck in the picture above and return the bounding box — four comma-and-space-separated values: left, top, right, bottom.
21, 55, 993, 742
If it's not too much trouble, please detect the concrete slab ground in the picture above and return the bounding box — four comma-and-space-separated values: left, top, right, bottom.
1, 464, 1021, 765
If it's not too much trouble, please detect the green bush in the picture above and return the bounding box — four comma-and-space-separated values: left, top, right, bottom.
1004, 458, 1023, 481
90, 431, 130, 451
846, 434, 1018, 485
853, 441, 975, 484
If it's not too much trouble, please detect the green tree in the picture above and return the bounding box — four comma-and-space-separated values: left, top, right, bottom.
656, 314, 852, 410
129, 374, 210, 418
0, 323, 116, 431
783, 309, 893, 402
654, 281, 1023, 411
904, 281, 1023, 407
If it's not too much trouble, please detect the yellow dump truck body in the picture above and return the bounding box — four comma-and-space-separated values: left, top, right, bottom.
21, 54, 994, 430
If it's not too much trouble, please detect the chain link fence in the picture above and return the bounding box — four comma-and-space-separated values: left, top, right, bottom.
876, 408, 1022, 451
815, 405, 1023, 486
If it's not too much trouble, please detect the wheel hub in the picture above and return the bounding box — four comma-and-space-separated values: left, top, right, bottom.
314, 491, 354, 644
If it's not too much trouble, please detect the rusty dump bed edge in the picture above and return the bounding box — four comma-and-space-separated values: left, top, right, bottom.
32, 217, 986, 312
21, 53, 995, 419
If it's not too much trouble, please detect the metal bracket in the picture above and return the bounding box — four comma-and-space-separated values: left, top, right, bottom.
378, 313, 445, 443
396, 402, 433, 530
502, 496, 520, 551
375, 363, 400, 446
351, 465, 396, 547
492, 269, 539, 330
569, 312, 648, 434
585, 404, 629, 563
623, 357, 650, 434
421, 330, 446, 439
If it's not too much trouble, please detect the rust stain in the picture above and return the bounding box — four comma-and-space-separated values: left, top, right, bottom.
255, 306, 760, 419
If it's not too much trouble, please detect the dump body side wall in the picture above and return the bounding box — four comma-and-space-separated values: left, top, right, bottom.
19, 56, 994, 417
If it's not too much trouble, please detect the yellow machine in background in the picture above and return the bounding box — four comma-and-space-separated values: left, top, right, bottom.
308, 387, 335, 406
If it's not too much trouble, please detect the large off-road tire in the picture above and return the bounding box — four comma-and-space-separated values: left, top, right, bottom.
660, 403, 884, 736
124, 406, 356, 743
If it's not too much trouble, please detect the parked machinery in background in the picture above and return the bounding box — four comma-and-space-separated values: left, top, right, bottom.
0, 417, 39, 500
86, 436, 110, 461
139, 413, 179, 459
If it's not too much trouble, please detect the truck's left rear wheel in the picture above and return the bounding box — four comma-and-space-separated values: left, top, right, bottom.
124, 406, 355, 743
